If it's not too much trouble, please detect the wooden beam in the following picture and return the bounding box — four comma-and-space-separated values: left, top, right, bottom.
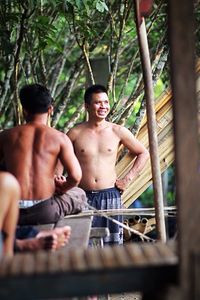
0, 243, 178, 299
168, 0, 200, 299
133, 0, 166, 241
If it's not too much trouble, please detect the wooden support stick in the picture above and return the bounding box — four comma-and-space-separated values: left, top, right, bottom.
133, 0, 166, 242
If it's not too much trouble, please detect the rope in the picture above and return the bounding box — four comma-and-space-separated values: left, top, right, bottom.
86, 203, 155, 242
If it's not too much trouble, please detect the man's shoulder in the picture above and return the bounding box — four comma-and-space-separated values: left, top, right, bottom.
73, 121, 86, 128
47, 126, 69, 142
0, 126, 21, 136
109, 122, 131, 137
68, 122, 86, 133
109, 121, 121, 131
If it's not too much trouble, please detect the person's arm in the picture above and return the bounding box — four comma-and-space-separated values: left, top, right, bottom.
56, 134, 82, 193
0, 134, 6, 171
55, 159, 64, 176
66, 127, 76, 143
115, 126, 149, 192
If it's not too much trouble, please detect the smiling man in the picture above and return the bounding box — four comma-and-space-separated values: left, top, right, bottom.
67, 84, 149, 245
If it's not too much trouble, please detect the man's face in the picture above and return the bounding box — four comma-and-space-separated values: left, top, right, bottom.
86, 92, 110, 120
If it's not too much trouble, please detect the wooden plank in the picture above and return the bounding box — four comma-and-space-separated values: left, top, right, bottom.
84, 247, 104, 270
154, 242, 177, 264
125, 243, 149, 265
0, 243, 178, 300
193, 251, 200, 300
47, 251, 63, 273
111, 246, 132, 267
56, 216, 92, 250
99, 246, 118, 268
21, 253, 36, 275
119, 129, 174, 207
115, 59, 200, 207
169, 1, 200, 299
9, 254, 24, 276
31, 216, 92, 251
69, 248, 88, 271
57, 250, 71, 272
140, 243, 162, 264
33, 224, 54, 231
35, 251, 48, 274
0, 256, 12, 277
69, 207, 176, 217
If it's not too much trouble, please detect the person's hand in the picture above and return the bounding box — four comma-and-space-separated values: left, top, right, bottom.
54, 175, 66, 195
115, 177, 131, 193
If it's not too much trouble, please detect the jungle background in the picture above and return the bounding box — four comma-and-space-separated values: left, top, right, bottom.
0, 0, 199, 208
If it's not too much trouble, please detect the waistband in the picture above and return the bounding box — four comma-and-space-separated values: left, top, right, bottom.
85, 187, 118, 194
19, 199, 45, 209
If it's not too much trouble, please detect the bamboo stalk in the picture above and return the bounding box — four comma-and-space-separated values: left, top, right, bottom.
133, 0, 166, 241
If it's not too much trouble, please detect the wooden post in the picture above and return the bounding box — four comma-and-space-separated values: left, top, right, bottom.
169, 0, 200, 299
134, 0, 166, 242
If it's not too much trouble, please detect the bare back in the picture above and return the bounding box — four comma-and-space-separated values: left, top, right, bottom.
0, 123, 79, 200
68, 122, 121, 190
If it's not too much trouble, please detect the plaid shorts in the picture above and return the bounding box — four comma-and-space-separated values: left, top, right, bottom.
86, 187, 123, 245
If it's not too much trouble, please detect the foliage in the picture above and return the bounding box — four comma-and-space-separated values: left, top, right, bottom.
0, 0, 172, 129
138, 165, 176, 208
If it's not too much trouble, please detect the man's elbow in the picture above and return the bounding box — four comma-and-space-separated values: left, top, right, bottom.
143, 149, 150, 162
71, 169, 82, 186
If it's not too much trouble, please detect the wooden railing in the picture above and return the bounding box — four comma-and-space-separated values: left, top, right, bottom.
0, 242, 178, 300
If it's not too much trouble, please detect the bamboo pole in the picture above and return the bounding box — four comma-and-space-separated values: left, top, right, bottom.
133, 0, 166, 242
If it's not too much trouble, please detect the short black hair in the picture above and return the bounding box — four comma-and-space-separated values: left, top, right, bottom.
84, 84, 108, 104
19, 83, 52, 114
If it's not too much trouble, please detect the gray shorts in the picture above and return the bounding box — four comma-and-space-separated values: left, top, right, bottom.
19, 187, 87, 226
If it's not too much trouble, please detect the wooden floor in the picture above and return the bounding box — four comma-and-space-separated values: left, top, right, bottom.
0, 242, 178, 300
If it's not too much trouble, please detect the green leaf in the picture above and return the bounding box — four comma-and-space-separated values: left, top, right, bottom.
96, 1, 108, 13
75, 0, 82, 9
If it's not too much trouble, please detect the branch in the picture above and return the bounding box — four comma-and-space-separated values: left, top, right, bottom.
39, 50, 48, 86
63, 102, 85, 133
107, 0, 131, 99
12, 5, 30, 125
51, 57, 84, 128
82, 41, 95, 85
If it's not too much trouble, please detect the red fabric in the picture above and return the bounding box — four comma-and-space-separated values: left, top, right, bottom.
139, 0, 153, 17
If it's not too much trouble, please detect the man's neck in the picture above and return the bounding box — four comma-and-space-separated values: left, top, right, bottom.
26, 114, 48, 125
87, 119, 108, 132
87, 118, 107, 129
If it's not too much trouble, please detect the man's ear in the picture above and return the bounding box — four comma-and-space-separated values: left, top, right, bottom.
85, 103, 89, 111
22, 108, 28, 118
48, 105, 54, 116
47, 105, 54, 126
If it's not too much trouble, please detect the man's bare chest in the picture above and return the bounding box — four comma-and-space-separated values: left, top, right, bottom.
75, 131, 120, 157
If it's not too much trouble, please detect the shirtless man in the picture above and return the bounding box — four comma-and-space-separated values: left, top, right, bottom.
67, 84, 149, 245
0, 83, 86, 226
0, 171, 71, 257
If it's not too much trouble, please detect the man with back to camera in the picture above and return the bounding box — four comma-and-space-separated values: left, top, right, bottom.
67, 84, 149, 245
0, 83, 87, 226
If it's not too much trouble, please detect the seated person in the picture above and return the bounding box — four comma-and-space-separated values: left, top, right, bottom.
0, 84, 87, 225
0, 172, 71, 257
15, 225, 71, 252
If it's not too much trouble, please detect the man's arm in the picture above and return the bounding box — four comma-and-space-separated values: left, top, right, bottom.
55, 159, 64, 176
0, 133, 6, 170
115, 126, 149, 192
56, 134, 82, 193
66, 127, 76, 143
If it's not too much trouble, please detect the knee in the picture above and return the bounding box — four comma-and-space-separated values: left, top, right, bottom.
0, 172, 20, 198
